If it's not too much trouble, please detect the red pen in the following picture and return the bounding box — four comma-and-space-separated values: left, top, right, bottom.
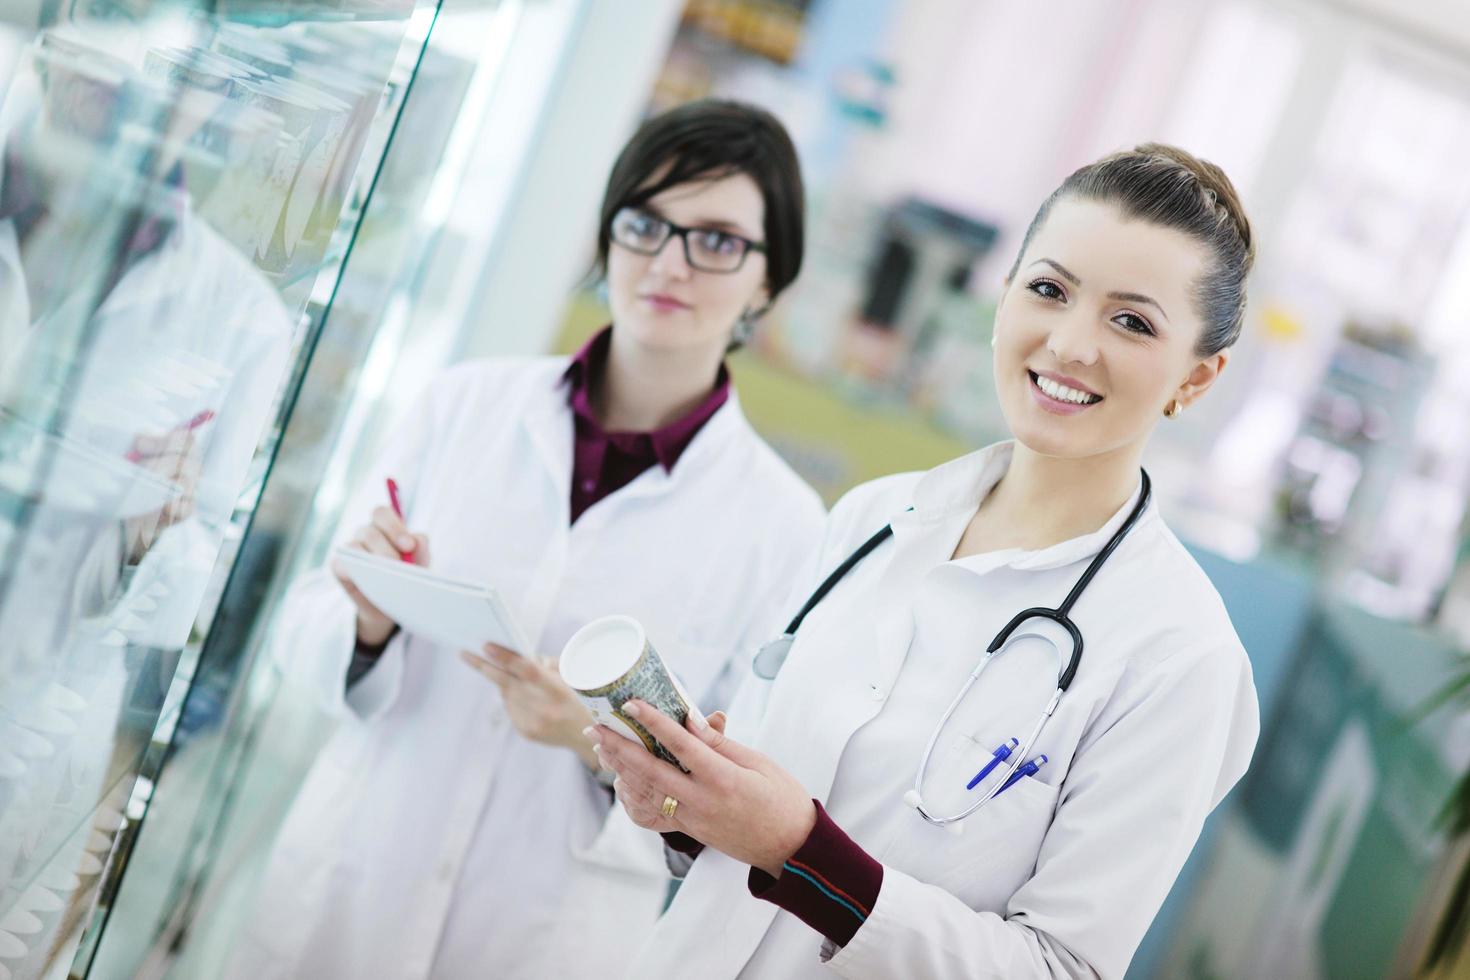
386, 477, 414, 562
125, 409, 216, 463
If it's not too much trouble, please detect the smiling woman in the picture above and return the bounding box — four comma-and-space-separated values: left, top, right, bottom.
595, 143, 1263, 980
992, 144, 1254, 474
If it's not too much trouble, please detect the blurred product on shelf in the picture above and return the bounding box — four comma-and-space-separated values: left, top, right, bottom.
681, 0, 810, 65
843, 197, 996, 398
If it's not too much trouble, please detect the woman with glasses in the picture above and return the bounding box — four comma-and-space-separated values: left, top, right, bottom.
227, 100, 825, 980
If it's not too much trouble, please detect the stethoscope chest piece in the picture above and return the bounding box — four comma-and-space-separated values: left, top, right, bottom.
752, 633, 794, 680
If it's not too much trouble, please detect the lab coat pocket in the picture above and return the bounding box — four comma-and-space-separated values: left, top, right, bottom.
568, 795, 669, 878
879, 774, 1060, 914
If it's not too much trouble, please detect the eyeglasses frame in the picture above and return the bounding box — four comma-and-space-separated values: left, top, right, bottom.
609, 207, 767, 274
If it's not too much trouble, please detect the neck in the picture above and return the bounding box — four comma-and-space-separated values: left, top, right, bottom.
595, 327, 725, 431
962, 441, 1143, 555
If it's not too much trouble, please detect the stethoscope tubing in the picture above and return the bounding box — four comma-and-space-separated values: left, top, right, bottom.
760, 469, 1154, 826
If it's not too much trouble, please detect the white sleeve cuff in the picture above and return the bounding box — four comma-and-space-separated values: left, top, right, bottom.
664, 844, 696, 879
343, 635, 406, 722
273, 572, 404, 722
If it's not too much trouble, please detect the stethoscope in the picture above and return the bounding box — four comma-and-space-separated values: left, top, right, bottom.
752, 470, 1152, 831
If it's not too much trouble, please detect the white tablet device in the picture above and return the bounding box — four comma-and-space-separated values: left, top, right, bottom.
331, 546, 533, 656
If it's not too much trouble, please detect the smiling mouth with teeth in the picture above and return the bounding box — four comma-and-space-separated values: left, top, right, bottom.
1029, 371, 1103, 406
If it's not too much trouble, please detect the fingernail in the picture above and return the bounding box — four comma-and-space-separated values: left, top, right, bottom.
582, 726, 596, 740
688, 704, 709, 731
622, 702, 641, 718
398, 536, 415, 550
592, 744, 602, 755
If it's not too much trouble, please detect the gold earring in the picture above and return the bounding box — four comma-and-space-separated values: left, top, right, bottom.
1164, 399, 1182, 419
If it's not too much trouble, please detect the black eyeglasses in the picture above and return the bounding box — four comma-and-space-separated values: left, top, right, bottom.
609, 207, 766, 274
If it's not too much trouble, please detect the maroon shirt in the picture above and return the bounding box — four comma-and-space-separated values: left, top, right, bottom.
564, 326, 730, 523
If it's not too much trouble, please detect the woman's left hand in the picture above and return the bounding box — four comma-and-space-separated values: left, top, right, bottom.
590, 700, 816, 878
461, 644, 597, 770
124, 428, 204, 563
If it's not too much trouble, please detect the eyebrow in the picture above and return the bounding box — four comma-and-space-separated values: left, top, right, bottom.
1030, 258, 1170, 322
690, 218, 758, 238
639, 205, 758, 239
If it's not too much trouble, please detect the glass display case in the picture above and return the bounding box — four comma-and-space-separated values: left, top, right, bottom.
0, 1, 447, 975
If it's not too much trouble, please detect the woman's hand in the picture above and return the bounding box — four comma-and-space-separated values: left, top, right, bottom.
330, 505, 430, 647
589, 700, 817, 877
123, 428, 204, 563
461, 644, 598, 770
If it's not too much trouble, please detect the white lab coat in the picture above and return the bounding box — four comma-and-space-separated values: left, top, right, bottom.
629, 442, 1260, 980
227, 357, 826, 980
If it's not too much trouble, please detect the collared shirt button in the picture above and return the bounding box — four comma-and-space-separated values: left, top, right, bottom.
870, 684, 884, 701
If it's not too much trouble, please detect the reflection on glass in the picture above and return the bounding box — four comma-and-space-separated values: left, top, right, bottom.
0, 4, 430, 974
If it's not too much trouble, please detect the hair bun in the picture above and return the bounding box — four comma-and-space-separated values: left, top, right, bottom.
1134, 142, 1254, 272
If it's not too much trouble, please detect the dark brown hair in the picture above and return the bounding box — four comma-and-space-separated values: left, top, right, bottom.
595, 99, 805, 302
1008, 143, 1255, 356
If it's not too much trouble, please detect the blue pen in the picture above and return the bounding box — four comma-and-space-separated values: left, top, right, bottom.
996, 754, 1049, 796
965, 738, 1019, 790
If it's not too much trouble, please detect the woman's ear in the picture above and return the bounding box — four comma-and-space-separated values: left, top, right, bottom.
1176, 350, 1230, 409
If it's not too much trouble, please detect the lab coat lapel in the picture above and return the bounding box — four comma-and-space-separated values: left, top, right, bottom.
519, 371, 574, 507
867, 605, 913, 697
711, 511, 963, 978
507, 372, 576, 648
869, 514, 942, 691
802, 509, 963, 806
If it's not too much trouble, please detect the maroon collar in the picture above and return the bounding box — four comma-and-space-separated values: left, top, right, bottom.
562, 325, 731, 472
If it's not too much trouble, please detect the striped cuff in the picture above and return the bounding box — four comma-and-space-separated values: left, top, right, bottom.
747, 801, 882, 949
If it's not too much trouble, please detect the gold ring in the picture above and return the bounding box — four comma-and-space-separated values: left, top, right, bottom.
661, 795, 679, 819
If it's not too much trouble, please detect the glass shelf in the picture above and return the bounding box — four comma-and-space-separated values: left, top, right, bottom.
0, 1, 444, 975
